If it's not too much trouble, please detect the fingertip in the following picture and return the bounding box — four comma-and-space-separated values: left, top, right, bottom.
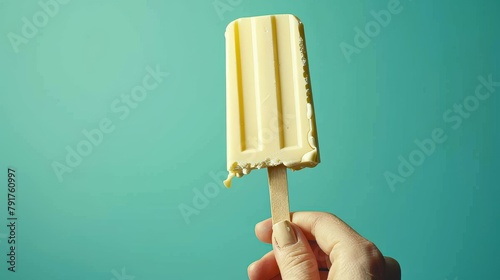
248, 251, 280, 280
247, 260, 258, 279
248, 261, 256, 271
255, 218, 273, 243
255, 218, 272, 232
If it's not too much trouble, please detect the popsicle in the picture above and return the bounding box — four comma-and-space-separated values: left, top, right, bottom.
224, 14, 319, 224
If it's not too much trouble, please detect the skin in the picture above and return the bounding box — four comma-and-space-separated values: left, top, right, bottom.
248, 212, 401, 280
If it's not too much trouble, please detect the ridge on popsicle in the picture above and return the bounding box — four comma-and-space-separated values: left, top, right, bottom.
224, 14, 319, 188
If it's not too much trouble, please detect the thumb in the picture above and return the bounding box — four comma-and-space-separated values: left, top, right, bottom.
272, 220, 320, 280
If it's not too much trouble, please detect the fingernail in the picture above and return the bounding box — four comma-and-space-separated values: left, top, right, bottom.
273, 220, 297, 247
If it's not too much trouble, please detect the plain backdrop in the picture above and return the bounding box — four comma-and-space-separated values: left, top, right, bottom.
0, 0, 498, 279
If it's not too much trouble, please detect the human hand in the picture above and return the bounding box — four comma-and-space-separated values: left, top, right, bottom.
248, 212, 401, 280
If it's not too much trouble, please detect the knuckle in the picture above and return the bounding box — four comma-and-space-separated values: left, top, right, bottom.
357, 241, 385, 277
316, 212, 339, 222
310, 212, 340, 234
361, 241, 381, 256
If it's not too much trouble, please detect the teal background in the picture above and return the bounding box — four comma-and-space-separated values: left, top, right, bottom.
0, 0, 498, 279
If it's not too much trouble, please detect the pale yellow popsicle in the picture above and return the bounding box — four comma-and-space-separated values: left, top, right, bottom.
224, 14, 319, 188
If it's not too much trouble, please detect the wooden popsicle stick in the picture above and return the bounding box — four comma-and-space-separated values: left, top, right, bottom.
267, 165, 290, 224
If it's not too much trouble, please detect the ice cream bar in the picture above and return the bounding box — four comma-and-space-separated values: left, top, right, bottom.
224, 14, 319, 188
